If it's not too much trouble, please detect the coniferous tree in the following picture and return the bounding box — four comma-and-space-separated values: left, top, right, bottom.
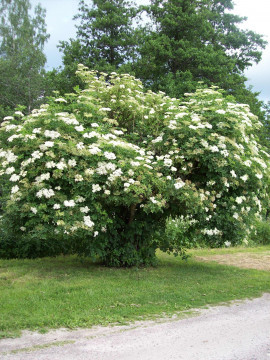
51, 0, 267, 122
53, 0, 140, 93
133, 0, 266, 118
0, 0, 49, 118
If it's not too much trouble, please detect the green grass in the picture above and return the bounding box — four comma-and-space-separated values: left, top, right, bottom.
190, 244, 270, 256
0, 247, 270, 339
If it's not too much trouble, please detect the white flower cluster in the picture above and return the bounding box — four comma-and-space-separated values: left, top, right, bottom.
39, 141, 54, 151
44, 130, 61, 139
174, 179, 185, 189
36, 188, 55, 198
35, 172, 50, 183
64, 200, 76, 207
202, 228, 222, 236
83, 216, 94, 228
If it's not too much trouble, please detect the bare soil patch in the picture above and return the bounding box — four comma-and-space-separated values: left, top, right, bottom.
195, 251, 270, 271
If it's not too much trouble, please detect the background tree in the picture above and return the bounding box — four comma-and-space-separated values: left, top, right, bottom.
259, 101, 270, 148
133, 0, 266, 119
50, 0, 140, 94
51, 0, 267, 123
0, 0, 49, 119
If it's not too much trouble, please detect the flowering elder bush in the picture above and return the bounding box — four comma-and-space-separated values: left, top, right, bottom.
163, 87, 270, 247
0, 65, 269, 265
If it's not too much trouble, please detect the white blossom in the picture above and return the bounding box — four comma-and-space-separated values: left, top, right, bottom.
209, 145, 219, 152
92, 184, 101, 193
44, 130, 61, 139
99, 107, 111, 111
89, 146, 101, 155
55, 98, 67, 103
240, 174, 248, 182
10, 174, 20, 182
244, 160, 252, 167
39, 141, 54, 151
83, 131, 100, 139
36, 188, 55, 199
216, 109, 226, 115
164, 158, 173, 167
104, 152, 116, 160
80, 206, 90, 213
113, 130, 124, 135
5, 151, 18, 163
8, 134, 22, 142
202, 228, 222, 236
174, 179, 185, 189
68, 159, 77, 167
31, 151, 43, 159
152, 136, 163, 143
75, 196, 85, 203
76, 142, 85, 150
35, 172, 50, 183
14, 111, 24, 117
64, 200, 76, 207
5, 167, 15, 174
46, 161, 56, 169
84, 216, 94, 228
235, 197, 243, 204
75, 125, 85, 132
75, 174, 84, 182
11, 185, 19, 194
33, 128, 42, 134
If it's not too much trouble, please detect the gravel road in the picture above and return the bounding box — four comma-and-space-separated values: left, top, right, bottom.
1, 293, 270, 360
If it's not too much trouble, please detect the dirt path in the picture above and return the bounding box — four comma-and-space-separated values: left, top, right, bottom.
195, 251, 270, 271
1, 294, 270, 360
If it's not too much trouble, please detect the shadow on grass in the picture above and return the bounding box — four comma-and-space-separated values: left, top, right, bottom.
0, 251, 266, 282
0, 251, 270, 337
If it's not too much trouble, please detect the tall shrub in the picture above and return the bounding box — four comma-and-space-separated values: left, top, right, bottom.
0, 65, 269, 265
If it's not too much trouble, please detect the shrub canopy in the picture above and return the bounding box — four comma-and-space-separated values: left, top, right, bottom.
0, 65, 269, 265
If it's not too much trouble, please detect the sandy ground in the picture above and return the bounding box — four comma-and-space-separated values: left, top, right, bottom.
195, 250, 270, 271
1, 293, 270, 360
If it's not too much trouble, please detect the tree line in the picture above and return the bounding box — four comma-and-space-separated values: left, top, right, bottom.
0, 0, 269, 143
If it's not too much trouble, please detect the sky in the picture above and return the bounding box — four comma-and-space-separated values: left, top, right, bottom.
31, 0, 270, 102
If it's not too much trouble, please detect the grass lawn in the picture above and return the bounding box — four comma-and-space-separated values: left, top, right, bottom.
0, 246, 270, 339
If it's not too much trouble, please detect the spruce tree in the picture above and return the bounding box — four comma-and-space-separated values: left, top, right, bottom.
55, 0, 139, 93
134, 0, 266, 117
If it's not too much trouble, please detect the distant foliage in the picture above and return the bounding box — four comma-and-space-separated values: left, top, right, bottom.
0, 0, 49, 116
0, 65, 269, 265
249, 219, 270, 245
